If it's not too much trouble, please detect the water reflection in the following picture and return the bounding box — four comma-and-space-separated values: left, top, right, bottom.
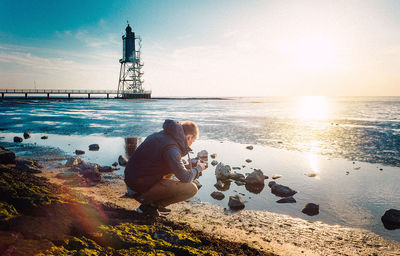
124, 137, 141, 157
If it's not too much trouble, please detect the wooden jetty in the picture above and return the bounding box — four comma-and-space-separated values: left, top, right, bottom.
0, 89, 151, 99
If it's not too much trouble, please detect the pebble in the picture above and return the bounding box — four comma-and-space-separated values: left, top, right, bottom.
245, 159, 252, 163
246, 145, 253, 150
272, 174, 282, 179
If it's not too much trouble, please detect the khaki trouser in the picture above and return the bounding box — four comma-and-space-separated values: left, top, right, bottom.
139, 178, 198, 207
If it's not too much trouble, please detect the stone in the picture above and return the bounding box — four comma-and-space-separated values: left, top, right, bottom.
99, 166, 113, 172
23, 131, 31, 139
272, 174, 282, 180
88, 144, 99, 151
193, 180, 202, 189
306, 173, 317, 177
182, 159, 187, 164
0, 148, 16, 164
210, 191, 225, 200
245, 159, 252, 163
232, 167, 241, 170
118, 155, 128, 166
13, 136, 23, 143
228, 195, 245, 210
302, 203, 319, 216
235, 180, 246, 186
16, 157, 42, 173
190, 158, 198, 167
112, 162, 118, 167
65, 157, 83, 167
55, 171, 81, 180
197, 150, 208, 159
210, 153, 217, 159
268, 181, 276, 188
41, 136, 48, 139
211, 160, 218, 166
271, 183, 297, 197
75, 149, 85, 155
80, 169, 102, 183
381, 209, 400, 230
229, 172, 245, 182
215, 162, 231, 180
246, 145, 253, 150
276, 197, 296, 203
214, 180, 231, 191
245, 169, 265, 185
245, 183, 264, 194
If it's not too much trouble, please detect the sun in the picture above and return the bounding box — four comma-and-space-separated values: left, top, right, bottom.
296, 96, 330, 120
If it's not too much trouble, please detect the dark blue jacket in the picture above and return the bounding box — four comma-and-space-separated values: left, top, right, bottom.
124, 120, 201, 193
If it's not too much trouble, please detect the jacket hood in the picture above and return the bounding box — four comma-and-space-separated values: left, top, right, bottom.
162, 119, 191, 155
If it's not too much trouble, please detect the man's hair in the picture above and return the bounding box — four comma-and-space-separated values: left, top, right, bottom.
181, 121, 199, 139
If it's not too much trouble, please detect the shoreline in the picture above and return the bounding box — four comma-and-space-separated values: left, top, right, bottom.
39, 165, 400, 256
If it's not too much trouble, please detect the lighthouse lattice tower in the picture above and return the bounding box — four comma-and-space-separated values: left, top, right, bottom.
117, 24, 150, 99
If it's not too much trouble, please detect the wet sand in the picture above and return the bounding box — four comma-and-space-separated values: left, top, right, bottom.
39, 167, 400, 256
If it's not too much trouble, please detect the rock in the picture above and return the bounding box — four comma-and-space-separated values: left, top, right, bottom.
75, 150, 85, 155
381, 209, 400, 230
270, 183, 297, 197
41, 136, 48, 139
193, 180, 202, 189
99, 166, 113, 172
245, 159, 252, 163
245, 183, 264, 194
89, 144, 99, 151
211, 191, 225, 200
80, 169, 102, 184
77, 161, 99, 171
272, 174, 282, 179
302, 203, 319, 216
190, 158, 199, 167
235, 180, 246, 186
23, 131, 31, 139
264, 175, 269, 179
268, 181, 276, 188
55, 171, 81, 180
182, 159, 187, 165
65, 157, 83, 167
211, 160, 218, 166
306, 173, 317, 177
197, 150, 208, 159
118, 155, 128, 166
13, 136, 23, 143
246, 145, 253, 150
210, 153, 217, 159
15, 157, 42, 173
214, 180, 231, 191
232, 167, 241, 170
276, 197, 296, 203
228, 195, 245, 210
229, 172, 245, 182
215, 162, 231, 180
245, 169, 265, 185
0, 148, 16, 164
112, 162, 118, 167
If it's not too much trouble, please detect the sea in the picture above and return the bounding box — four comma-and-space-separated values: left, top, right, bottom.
0, 96, 399, 242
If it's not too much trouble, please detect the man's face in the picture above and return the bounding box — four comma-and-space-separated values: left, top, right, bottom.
186, 134, 196, 146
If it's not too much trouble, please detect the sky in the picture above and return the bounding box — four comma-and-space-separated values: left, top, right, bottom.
0, 0, 399, 97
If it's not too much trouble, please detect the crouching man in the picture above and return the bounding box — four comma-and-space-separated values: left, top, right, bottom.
124, 119, 207, 216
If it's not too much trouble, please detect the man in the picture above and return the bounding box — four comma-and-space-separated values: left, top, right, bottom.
124, 119, 207, 216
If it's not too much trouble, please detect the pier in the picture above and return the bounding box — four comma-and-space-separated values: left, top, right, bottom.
0, 89, 151, 99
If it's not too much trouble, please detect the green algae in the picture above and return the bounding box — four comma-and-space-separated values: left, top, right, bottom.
0, 166, 61, 211
0, 201, 18, 221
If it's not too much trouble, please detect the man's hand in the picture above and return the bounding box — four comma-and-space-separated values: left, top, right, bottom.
198, 162, 207, 171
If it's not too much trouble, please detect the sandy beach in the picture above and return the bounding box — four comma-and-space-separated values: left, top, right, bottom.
38, 165, 400, 256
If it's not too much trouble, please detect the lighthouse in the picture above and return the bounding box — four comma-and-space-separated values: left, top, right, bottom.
117, 23, 151, 99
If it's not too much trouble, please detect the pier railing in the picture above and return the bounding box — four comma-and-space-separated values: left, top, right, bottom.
0, 89, 152, 99
0, 89, 119, 94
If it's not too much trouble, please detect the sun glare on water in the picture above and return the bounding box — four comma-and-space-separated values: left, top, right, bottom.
296, 96, 330, 120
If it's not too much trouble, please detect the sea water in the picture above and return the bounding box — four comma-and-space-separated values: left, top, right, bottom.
0, 97, 399, 241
